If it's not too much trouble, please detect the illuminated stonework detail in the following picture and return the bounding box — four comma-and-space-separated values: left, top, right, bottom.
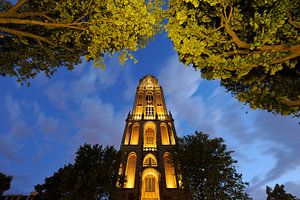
143, 153, 158, 167
168, 123, 176, 145
116, 163, 123, 188
125, 152, 137, 188
124, 123, 131, 145
116, 75, 184, 200
164, 153, 177, 188
143, 121, 156, 149
130, 123, 139, 145
132, 76, 167, 120
160, 123, 170, 145
141, 168, 160, 199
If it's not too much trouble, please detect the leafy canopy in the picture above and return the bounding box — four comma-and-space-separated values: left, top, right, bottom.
166, 0, 300, 117
34, 144, 120, 200
0, 0, 163, 82
174, 131, 251, 200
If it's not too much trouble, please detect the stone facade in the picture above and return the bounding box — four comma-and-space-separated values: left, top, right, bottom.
114, 75, 189, 200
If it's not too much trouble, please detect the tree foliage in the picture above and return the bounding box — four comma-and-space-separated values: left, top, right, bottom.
266, 184, 297, 200
0, 172, 12, 197
174, 131, 251, 200
34, 144, 120, 200
0, 0, 163, 82
166, 0, 300, 117
222, 66, 300, 117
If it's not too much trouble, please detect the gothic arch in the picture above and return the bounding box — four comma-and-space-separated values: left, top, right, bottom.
160, 122, 170, 145
163, 152, 177, 188
141, 168, 160, 199
125, 152, 137, 188
124, 123, 131, 145
143, 153, 158, 167
130, 122, 139, 145
168, 123, 176, 145
143, 121, 156, 148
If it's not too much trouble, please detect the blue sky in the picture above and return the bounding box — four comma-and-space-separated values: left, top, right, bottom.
0, 32, 300, 200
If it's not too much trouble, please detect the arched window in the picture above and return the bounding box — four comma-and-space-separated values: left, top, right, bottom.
141, 168, 160, 199
146, 93, 154, 104
130, 123, 139, 145
143, 154, 158, 167
125, 152, 137, 188
145, 93, 154, 119
160, 123, 170, 145
168, 123, 176, 145
143, 122, 156, 149
164, 153, 177, 188
124, 123, 131, 145
145, 128, 154, 145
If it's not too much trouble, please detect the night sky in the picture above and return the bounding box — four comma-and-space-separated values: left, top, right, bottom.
0, 32, 300, 200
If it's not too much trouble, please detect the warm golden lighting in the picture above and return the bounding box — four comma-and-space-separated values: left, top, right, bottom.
168, 123, 176, 145
143, 153, 158, 167
143, 121, 156, 149
125, 152, 137, 188
160, 123, 170, 145
116, 163, 123, 188
141, 168, 160, 200
130, 123, 139, 145
124, 123, 131, 145
164, 153, 177, 188
117, 75, 183, 200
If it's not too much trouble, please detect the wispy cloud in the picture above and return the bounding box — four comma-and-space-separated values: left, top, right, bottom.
158, 54, 300, 199
76, 97, 123, 147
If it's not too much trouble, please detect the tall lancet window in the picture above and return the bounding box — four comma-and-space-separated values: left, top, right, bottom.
145, 93, 154, 119
125, 152, 137, 188
164, 153, 177, 188
144, 122, 157, 149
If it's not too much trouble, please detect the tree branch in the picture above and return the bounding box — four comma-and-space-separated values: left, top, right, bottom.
278, 97, 300, 107
221, 14, 251, 49
220, 12, 300, 54
0, 26, 58, 47
288, 17, 300, 29
7, 0, 27, 14
0, 12, 55, 22
0, 18, 87, 30
75, 0, 94, 22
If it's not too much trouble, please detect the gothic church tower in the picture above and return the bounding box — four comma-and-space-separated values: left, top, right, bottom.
115, 75, 186, 200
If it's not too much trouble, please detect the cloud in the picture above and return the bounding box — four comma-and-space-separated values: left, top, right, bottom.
36, 112, 59, 135
158, 56, 215, 135
284, 181, 300, 198
5, 95, 21, 121
11, 120, 32, 138
157, 56, 250, 137
0, 133, 21, 161
248, 112, 300, 188
76, 97, 123, 147
158, 54, 300, 200
44, 82, 70, 110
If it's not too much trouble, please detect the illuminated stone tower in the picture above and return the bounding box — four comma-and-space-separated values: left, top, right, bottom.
115, 75, 187, 200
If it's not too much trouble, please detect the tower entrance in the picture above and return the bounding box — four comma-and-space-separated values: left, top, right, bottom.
141, 168, 160, 200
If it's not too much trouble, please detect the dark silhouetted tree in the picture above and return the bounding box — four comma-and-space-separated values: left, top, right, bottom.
266, 184, 297, 200
0, 172, 12, 197
174, 131, 251, 200
35, 144, 120, 200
